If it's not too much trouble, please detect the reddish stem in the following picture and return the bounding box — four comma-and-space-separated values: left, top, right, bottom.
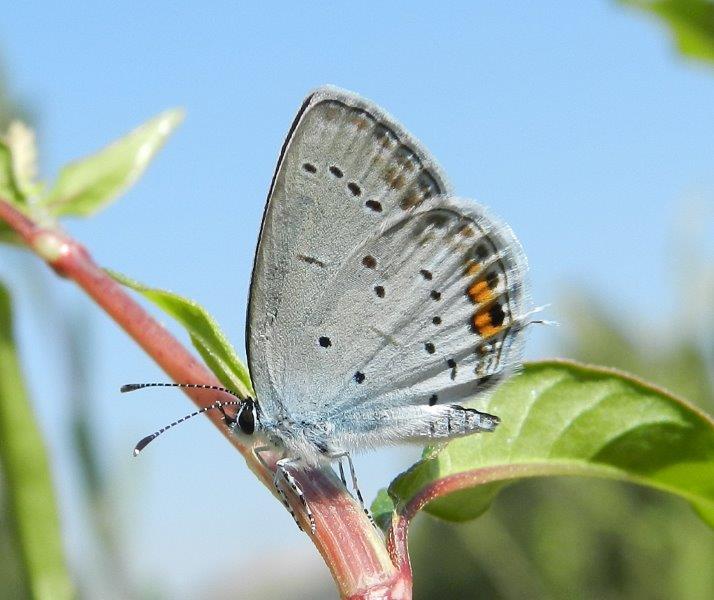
0, 199, 408, 599
386, 462, 583, 574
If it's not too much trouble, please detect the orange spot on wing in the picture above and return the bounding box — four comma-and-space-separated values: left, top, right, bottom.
473, 309, 501, 338
465, 261, 482, 276
467, 279, 493, 304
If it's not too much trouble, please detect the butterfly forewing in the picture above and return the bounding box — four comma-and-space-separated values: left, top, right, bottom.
247, 87, 529, 435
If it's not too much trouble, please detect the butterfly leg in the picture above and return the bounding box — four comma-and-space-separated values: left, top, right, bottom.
274, 479, 303, 532
337, 460, 347, 488
254, 446, 305, 532
276, 458, 316, 534
330, 452, 365, 507
329, 451, 376, 527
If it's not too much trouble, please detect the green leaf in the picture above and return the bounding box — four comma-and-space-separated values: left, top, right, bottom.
0, 139, 23, 204
620, 0, 714, 65
0, 281, 74, 599
370, 488, 396, 532
42, 109, 184, 217
387, 360, 714, 527
108, 270, 254, 398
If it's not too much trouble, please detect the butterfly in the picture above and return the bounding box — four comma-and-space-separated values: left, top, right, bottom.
124, 86, 533, 533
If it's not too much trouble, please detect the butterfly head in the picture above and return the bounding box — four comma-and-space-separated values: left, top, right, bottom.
234, 396, 258, 435
121, 382, 261, 453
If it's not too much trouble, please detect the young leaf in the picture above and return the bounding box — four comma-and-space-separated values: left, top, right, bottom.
0, 139, 26, 242
620, 0, 714, 65
371, 488, 396, 532
42, 109, 184, 217
3, 121, 40, 200
108, 270, 254, 398
379, 360, 714, 528
0, 140, 24, 204
0, 282, 74, 599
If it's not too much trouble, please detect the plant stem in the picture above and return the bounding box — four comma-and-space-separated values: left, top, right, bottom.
0, 199, 408, 599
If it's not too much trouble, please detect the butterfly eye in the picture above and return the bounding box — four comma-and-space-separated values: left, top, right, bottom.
238, 401, 256, 435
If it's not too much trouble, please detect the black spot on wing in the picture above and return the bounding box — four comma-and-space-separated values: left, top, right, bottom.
362, 255, 377, 268
366, 200, 383, 213
297, 254, 326, 268
447, 358, 457, 380
490, 303, 506, 327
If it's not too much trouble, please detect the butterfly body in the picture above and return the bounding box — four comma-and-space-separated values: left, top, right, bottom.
254, 395, 501, 469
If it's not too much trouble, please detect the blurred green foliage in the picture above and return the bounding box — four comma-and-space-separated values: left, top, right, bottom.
0, 64, 35, 600
621, 0, 714, 65
0, 283, 74, 600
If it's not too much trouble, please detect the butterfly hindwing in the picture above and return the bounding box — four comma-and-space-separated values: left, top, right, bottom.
327, 197, 530, 421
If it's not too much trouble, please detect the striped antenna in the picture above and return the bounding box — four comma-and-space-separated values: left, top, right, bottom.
120, 382, 243, 398
121, 382, 244, 455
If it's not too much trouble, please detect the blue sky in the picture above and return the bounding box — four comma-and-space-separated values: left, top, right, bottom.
1, 2, 713, 597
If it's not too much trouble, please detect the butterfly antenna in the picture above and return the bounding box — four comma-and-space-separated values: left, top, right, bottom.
530, 319, 559, 327
120, 382, 243, 399
524, 304, 559, 328
121, 382, 244, 455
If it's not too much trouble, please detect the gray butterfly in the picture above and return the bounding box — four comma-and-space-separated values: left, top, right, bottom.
126, 86, 533, 533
